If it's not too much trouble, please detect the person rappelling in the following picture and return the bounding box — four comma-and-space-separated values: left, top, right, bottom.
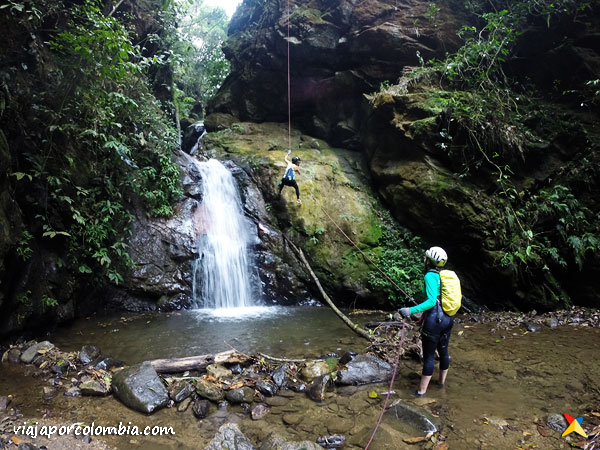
278, 149, 302, 204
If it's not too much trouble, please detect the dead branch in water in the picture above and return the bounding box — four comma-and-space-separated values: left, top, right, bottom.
283, 234, 372, 341
257, 352, 307, 363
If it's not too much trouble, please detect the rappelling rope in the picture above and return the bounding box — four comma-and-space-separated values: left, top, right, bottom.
286, 0, 291, 152
283, 6, 414, 447
318, 204, 415, 304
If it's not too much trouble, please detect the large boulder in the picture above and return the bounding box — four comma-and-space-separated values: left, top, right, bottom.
336, 354, 392, 385
206, 423, 255, 450
200, 122, 403, 306
111, 362, 169, 414
385, 400, 441, 436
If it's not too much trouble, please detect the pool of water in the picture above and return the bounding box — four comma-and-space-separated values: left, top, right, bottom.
47, 306, 368, 364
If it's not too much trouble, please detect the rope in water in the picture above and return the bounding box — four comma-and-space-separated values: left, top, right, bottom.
364, 319, 407, 449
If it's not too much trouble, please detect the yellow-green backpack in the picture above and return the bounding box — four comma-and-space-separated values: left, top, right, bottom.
439, 269, 462, 316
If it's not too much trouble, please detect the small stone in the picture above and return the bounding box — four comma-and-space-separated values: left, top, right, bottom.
83, 435, 92, 444
17, 443, 38, 450
169, 380, 194, 403
272, 365, 287, 387
79, 377, 110, 396
3, 348, 21, 364
64, 387, 81, 397
524, 322, 542, 333
546, 414, 568, 432
195, 379, 223, 402
21, 341, 55, 364
265, 396, 288, 407
192, 398, 210, 419
92, 357, 124, 371
0, 395, 12, 410
177, 397, 192, 412
256, 380, 277, 397
79, 345, 101, 365
545, 318, 559, 329
228, 363, 243, 375
301, 361, 331, 381
42, 386, 57, 400
306, 374, 331, 402
225, 387, 254, 404
282, 413, 304, 425
251, 404, 270, 420
206, 364, 232, 380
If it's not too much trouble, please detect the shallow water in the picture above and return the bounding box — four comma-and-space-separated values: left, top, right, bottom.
48, 306, 364, 363
1, 308, 599, 450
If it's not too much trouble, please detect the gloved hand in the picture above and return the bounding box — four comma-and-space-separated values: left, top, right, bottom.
287, 150, 292, 155
399, 307, 411, 318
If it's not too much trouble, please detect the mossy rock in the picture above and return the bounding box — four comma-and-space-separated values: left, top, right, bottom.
202, 122, 393, 300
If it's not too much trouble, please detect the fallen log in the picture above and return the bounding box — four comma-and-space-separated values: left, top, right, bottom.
283, 235, 372, 341
149, 350, 251, 374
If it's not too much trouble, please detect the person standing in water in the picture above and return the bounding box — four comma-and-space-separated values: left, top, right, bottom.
278, 150, 302, 204
399, 246, 455, 397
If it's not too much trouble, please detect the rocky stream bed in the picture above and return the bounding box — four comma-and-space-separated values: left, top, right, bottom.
0, 307, 599, 450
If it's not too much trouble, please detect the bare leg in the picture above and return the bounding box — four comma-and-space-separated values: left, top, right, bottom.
417, 374, 432, 395
439, 369, 448, 386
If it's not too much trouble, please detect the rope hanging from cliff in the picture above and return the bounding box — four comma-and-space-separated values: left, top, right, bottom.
284, 2, 412, 305
286, 0, 291, 152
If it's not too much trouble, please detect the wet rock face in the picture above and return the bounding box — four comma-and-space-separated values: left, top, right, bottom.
210, 0, 464, 147
108, 150, 201, 311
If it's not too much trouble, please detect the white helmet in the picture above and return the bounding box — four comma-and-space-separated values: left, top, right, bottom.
425, 246, 447, 267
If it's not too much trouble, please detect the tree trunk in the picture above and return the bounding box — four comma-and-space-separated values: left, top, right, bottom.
149, 349, 251, 373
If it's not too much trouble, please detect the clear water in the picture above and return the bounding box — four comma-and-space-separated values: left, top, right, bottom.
192, 159, 257, 308
48, 306, 365, 364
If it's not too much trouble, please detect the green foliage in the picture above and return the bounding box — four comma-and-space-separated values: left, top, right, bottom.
500, 185, 600, 272
41, 294, 58, 307
172, 0, 231, 115
367, 211, 424, 306
4, 0, 182, 289
16, 230, 33, 261
425, 2, 441, 27
409, 0, 600, 303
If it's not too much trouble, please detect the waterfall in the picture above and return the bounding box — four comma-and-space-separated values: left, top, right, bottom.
192, 159, 254, 309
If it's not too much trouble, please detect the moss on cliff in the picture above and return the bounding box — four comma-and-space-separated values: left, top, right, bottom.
201, 120, 419, 304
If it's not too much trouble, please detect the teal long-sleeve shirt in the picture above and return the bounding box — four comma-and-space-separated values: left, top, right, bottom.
409, 271, 440, 314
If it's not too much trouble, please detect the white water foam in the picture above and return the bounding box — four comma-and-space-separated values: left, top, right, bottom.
192, 159, 256, 309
